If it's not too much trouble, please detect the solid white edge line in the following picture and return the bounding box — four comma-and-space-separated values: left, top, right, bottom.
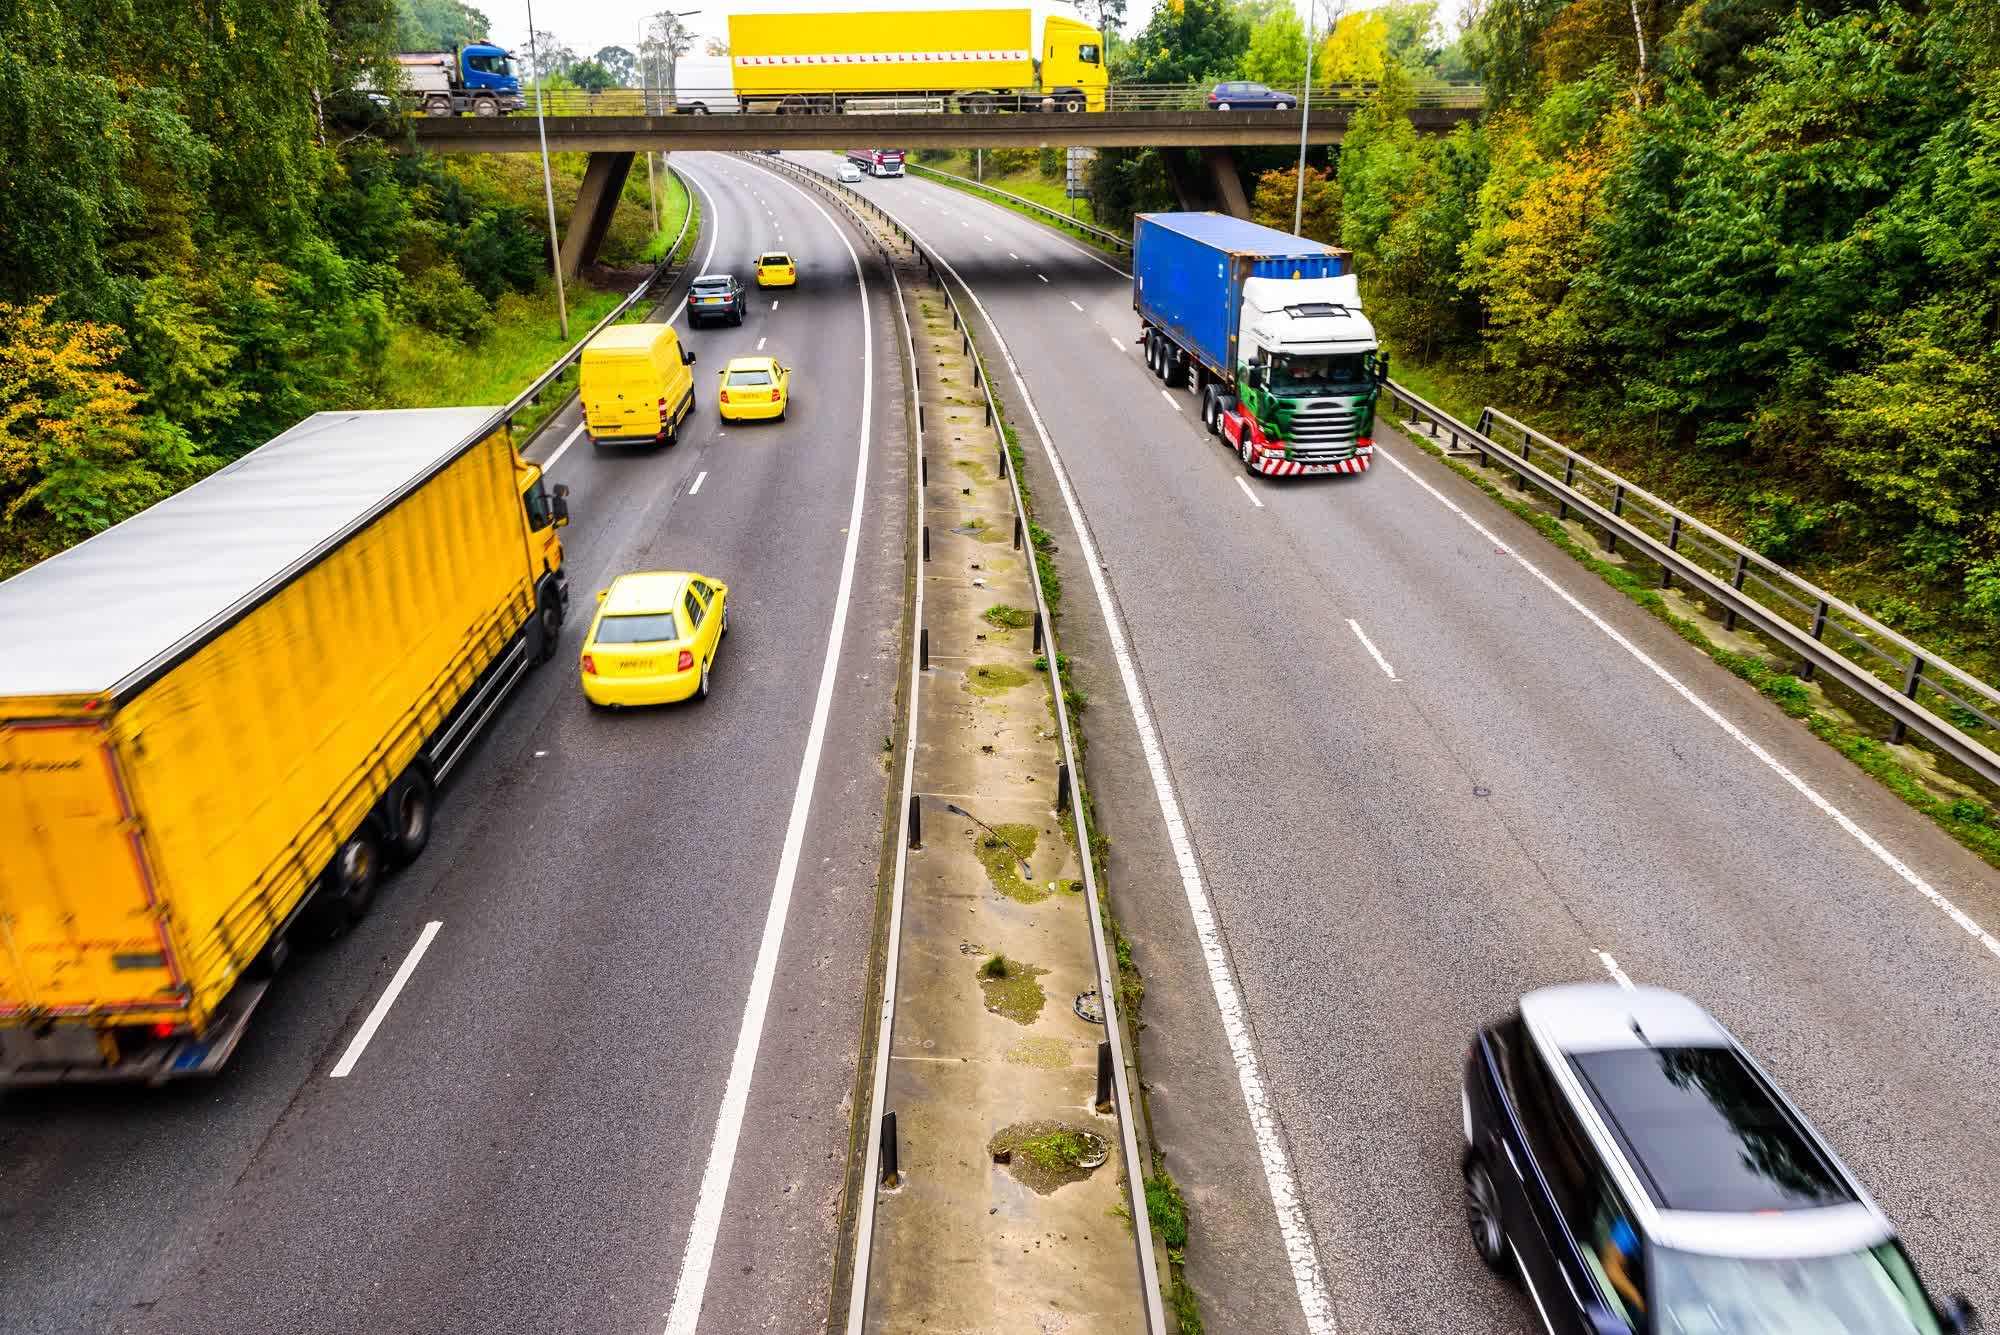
889, 209, 1337, 1335
1345, 618, 1397, 681
843, 233, 922, 1335
1159, 389, 1181, 412
689, 470, 707, 496
1234, 476, 1265, 509
1376, 446, 2000, 963
328, 921, 442, 1078
1111, 337, 1126, 353
660, 158, 876, 1335
1596, 951, 1636, 989
544, 421, 586, 471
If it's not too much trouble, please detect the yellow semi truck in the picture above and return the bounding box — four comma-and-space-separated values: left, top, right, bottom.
728, 8, 1107, 113
0, 408, 570, 1084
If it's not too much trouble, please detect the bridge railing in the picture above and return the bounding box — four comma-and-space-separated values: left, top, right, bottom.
1382, 382, 2000, 787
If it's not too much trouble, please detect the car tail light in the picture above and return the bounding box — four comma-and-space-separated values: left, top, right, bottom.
581, 653, 598, 675
152, 1021, 177, 1039
720, 389, 731, 404
658, 396, 669, 417
677, 649, 695, 671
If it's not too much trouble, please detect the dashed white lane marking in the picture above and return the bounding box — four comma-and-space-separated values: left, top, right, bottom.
689, 470, 707, 495
1069, 299, 1084, 312
659, 163, 877, 1335
1234, 476, 1264, 509
545, 421, 586, 471
1346, 618, 1397, 681
984, 233, 994, 241
1596, 951, 1636, 989
1009, 251, 1020, 259
1111, 337, 1126, 352
1377, 446, 2000, 964
1037, 273, 1049, 283
329, 922, 442, 1078
756, 336, 767, 350
771, 299, 779, 310
1160, 390, 1181, 412
897, 231, 1336, 1332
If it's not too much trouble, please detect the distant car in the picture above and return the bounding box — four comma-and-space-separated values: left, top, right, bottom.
755, 251, 796, 287
1207, 81, 1295, 111
758, 148, 780, 155
717, 356, 790, 423
687, 273, 744, 327
1462, 984, 1979, 1335
580, 571, 729, 707
837, 163, 865, 183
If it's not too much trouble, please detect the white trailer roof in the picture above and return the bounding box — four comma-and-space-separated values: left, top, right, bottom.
0, 407, 501, 702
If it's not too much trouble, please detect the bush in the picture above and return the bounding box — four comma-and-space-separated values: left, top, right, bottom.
401, 262, 485, 343
1038, 146, 1064, 180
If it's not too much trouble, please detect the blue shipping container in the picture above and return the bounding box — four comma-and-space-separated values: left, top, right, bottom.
1133, 213, 1350, 381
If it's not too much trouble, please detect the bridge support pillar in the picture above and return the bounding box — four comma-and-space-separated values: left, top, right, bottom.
1200, 148, 1252, 220
1160, 150, 1208, 212
560, 150, 635, 278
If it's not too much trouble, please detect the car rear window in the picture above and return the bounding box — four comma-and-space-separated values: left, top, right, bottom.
727, 369, 773, 386
594, 612, 681, 644
693, 279, 731, 292
761, 254, 790, 265
1568, 1045, 1855, 1213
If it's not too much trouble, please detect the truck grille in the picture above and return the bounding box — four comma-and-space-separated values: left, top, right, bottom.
1284, 401, 1360, 462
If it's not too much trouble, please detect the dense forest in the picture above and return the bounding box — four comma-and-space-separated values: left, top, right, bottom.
0, 0, 659, 577
1087, 0, 2000, 668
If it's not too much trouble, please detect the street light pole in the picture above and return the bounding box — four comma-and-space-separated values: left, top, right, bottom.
1294, 0, 1315, 237
640, 14, 658, 231
525, 0, 568, 338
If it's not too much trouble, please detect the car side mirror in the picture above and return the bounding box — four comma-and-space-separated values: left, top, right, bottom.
1941, 1295, 1981, 1333
682, 347, 696, 365
595, 588, 608, 603
551, 483, 570, 528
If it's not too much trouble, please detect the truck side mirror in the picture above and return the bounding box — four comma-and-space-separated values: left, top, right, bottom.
551, 483, 570, 528
1376, 352, 1392, 386
682, 347, 696, 365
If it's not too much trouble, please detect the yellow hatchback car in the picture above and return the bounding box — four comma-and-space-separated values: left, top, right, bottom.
755, 251, 796, 287
580, 571, 729, 707
718, 356, 790, 422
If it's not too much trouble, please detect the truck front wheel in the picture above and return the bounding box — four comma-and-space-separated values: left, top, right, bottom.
384, 768, 435, 867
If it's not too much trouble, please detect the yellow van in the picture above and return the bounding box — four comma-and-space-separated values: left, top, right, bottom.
581, 322, 697, 447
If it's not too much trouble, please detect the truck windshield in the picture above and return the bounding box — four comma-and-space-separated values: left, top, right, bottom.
466, 53, 513, 77
1269, 354, 1370, 395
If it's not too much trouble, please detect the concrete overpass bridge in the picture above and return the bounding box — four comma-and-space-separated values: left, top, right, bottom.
377, 100, 1482, 274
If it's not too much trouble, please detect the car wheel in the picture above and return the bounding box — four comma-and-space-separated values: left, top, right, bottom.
1463, 1156, 1510, 1272
1216, 101, 1231, 111
384, 768, 434, 867
720, 605, 729, 637
696, 658, 712, 701
1277, 101, 1294, 112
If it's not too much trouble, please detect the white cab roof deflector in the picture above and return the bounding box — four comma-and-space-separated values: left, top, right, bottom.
1242, 274, 1376, 356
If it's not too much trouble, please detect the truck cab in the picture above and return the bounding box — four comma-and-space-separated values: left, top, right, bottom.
1236, 274, 1384, 466
457, 44, 523, 111
1042, 16, 1108, 111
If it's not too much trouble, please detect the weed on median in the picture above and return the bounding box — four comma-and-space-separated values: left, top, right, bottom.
977, 954, 1049, 1024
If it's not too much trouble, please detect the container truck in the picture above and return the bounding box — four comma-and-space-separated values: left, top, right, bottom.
846, 148, 906, 177
1134, 213, 1389, 477
383, 45, 524, 117
728, 9, 1107, 113
0, 408, 570, 1084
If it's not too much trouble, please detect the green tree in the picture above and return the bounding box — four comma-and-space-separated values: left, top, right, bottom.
397, 0, 490, 48
1124, 0, 1249, 85
593, 45, 638, 85
569, 59, 614, 94
1241, 6, 1309, 87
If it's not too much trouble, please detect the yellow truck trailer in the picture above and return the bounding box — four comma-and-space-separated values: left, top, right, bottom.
728, 8, 1107, 112
0, 407, 570, 1084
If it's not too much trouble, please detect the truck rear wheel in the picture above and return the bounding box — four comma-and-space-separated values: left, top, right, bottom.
302, 827, 383, 942
385, 768, 435, 867
530, 589, 563, 664
425, 94, 453, 117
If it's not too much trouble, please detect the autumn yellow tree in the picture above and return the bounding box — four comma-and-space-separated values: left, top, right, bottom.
1319, 10, 1389, 84
1251, 166, 1340, 242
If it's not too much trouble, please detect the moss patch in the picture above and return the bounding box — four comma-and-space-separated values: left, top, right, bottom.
973, 822, 1045, 902
964, 663, 1030, 696
952, 457, 992, 483
988, 1120, 1107, 1194
978, 954, 1048, 1024
983, 603, 1033, 630
1004, 1035, 1071, 1068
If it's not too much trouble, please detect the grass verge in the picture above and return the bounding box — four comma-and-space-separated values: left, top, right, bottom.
903, 155, 1130, 255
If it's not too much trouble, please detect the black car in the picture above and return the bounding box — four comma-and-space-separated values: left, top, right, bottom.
687, 273, 744, 327
1462, 984, 1978, 1335
1206, 81, 1295, 111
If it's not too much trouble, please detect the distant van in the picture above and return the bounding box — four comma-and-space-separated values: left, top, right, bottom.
581, 322, 697, 446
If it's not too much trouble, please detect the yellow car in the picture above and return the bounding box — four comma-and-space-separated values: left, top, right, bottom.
580, 571, 729, 707
755, 251, 796, 287
718, 356, 790, 422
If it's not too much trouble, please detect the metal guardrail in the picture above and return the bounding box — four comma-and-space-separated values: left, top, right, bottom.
470, 164, 697, 448
901, 161, 1131, 251
407, 81, 1483, 118
741, 150, 1169, 1334
1385, 383, 2000, 786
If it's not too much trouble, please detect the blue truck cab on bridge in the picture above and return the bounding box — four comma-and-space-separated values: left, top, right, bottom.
394, 44, 524, 117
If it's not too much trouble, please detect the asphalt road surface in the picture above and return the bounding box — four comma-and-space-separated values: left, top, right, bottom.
784, 154, 2000, 1334
0, 153, 908, 1335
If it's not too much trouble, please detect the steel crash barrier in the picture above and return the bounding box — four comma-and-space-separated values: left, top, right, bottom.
736, 150, 1169, 1334
1384, 382, 2000, 788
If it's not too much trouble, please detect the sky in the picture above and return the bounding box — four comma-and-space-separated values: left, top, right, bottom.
486, 0, 1471, 69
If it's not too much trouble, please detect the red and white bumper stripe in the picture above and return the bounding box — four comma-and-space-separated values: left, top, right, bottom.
1250, 449, 1373, 477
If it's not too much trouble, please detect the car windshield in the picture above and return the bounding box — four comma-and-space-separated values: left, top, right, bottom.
1650, 1244, 1943, 1335
594, 612, 681, 644
1268, 353, 1371, 395
727, 369, 773, 386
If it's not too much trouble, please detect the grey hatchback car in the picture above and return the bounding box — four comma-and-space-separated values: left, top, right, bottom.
1462, 984, 1978, 1335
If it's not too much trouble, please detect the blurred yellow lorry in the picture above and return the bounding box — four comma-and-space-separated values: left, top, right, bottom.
0, 407, 570, 1083
727, 8, 1108, 112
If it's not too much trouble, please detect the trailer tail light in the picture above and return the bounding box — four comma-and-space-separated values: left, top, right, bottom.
152, 1021, 177, 1040
677, 649, 695, 671
581, 653, 598, 675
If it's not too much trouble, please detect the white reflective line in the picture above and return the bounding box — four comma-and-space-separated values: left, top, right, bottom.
1037, 273, 1049, 283
660, 163, 876, 1335
771, 299, 779, 310
1008, 251, 1020, 260
1377, 446, 2000, 964
984, 233, 994, 241
757, 336, 767, 350
689, 470, 707, 496
1160, 389, 1181, 412
904, 224, 1333, 1333
1346, 619, 1397, 681
329, 921, 442, 1078
1069, 299, 1084, 312
1234, 476, 1264, 509
1596, 951, 1635, 989
1111, 337, 1126, 352
544, 421, 586, 471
